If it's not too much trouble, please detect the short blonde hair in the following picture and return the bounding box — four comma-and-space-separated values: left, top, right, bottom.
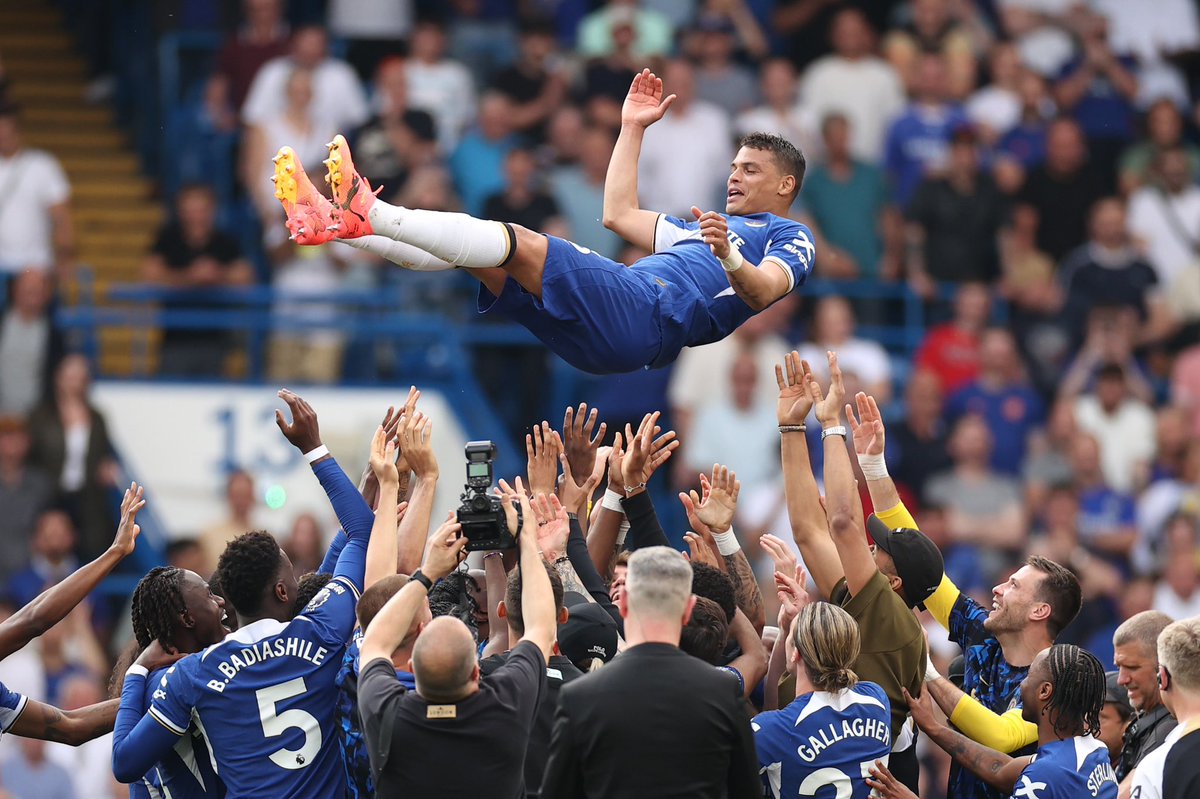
626, 547, 692, 622
1158, 617, 1200, 693
792, 602, 860, 692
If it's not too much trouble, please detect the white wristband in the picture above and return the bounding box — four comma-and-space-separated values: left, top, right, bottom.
126, 664, 149, 679
304, 444, 330, 464
720, 245, 744, 273
859, 452, 889, 481
925, 656, 942, 683
615, 518, 630, 547
601, 489, 625, 514
713, 527, 740, 556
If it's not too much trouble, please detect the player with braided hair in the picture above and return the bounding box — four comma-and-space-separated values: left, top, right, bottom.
875, 644, 1117, 799
123, 564, 231, 798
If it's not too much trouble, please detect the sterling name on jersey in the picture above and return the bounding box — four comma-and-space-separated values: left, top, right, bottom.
643, 212, 813, 365
148, 576, 360, 799
751, 681, 892, 799
1017, 736, 1117, 799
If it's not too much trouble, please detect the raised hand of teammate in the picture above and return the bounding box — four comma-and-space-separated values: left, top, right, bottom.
557, 453, 601, 518
368, 425, 399, 487
399, 410, 437, 481
618, 411, 679, 495
775, 351, 814, 425
774, 565, 811, 631
806, 351, 846, 428
688, 464, 740, 534
526, 421, 563, 497
621, 67, 676, 129
690, 206, 731, 259
845, 391, 886, 458
678, 489, 726, 572
531, 492, 570, 562
275, 388, 323, 454
562, 403, 607, 489
421, 511, 468, 582
683, 532, 722, 569
112, 482, 146, 557
759, 533, 798, 581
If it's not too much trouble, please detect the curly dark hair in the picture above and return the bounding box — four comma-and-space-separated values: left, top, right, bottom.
292, 572, 333, 618
691, 562, 736, 624
1043, 643, 1105, 738
213, 530, 284, 618
737, 132, 807, 197
131, 566, 187, 650
428, 570, 480, 642
680, 596, 729, 665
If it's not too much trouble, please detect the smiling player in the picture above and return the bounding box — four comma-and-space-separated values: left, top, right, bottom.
271, 68, 814, 375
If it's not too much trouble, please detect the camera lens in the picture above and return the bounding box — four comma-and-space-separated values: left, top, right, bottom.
471, 494, 490, 512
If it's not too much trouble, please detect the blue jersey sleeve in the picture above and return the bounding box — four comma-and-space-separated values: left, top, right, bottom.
295, 574, 361, 648
112, 667, 189, 783
318, 528, 348, 575
948, 592, 990, 651
760, 220, 814, 293
312, 457, 373, 591
0, 679, 28, 734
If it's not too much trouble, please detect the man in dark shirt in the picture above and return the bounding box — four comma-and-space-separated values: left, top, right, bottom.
349, 58, 437, 194
1015, 118, 1108, 262
482, 148, 564, 233
1059, 196, 1164, 348
141, 183, 253, 377
479, 561, 582, 799
489, 19, 566, 142
1113, 611, 1178, 787
357, 487, 556, 799
542, 546, 760, 799
906, 126, 1008, 285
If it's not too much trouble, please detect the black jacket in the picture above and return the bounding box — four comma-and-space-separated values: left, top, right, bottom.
541, 642, 760, 799
1117, 703, 1178, 780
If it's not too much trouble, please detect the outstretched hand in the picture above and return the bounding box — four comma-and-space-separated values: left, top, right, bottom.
368, 425, 399, 485
775, 565, 812, 630
621, 68, 675, 129
531, 492, 569, 561
399, 410, 437, 480
845, 391, 885, 457
620, 411, 679, 492
562, 403, 607, 489
775, 351, 814, 425
275, 388, 323, 453
526, 422, 562, 498
111, 482, 146, 557
687, 464, 740, 534
806, 351, 845, 428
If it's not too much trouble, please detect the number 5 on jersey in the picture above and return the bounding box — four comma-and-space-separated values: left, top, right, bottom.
257, 677, 321, 769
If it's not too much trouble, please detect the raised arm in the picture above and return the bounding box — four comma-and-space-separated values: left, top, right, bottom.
0, 483, 143, 661
509, 481, 556, 661
360, 513, 468, 665
618, 411, 679, 551
588, 434, 629, 575
363, 425, 401, 590
724, 608, 768, 698
775, 352, 844, 600
395, 409, 439, 576
603, 68, 675, 251
810, 354, 874, 596
925, 673, 1038, 752
904, 687, 1031, 793
685, 465, 765, 632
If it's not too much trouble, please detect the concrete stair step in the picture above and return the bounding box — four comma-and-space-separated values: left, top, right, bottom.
72, 181, 152, 204
25, 128, 126, 151
60, 153, 141, 174
9, 81, 85, 105
74, 205, 163, 228
3, 57, 86, 81
0, 32, 73, 55
22, 105, 113, 127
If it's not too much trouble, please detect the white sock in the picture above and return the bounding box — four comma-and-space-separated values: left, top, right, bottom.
367, 201, 512, 269
339, 235, 454, 272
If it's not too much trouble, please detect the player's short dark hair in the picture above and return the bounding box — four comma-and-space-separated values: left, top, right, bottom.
214, 530, 284, 618
292, 572, 332, 618
428, 570, 480, 642
357, 574, 409, 631
131, 566, 187, 650
1044, 644, 1105, 737
737, 132, 807, 197
505, 561, 564, 637
1096, 362, 1126, 383
680, 596, 729, 664
1028, 555, 1082, 638
690, 562, 736, 624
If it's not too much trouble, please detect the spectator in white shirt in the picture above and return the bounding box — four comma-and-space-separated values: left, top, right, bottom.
1074, 362, 1157, 493
326, 0, 413, 81
637, 59, 731, 217
797, 296, 893, 404
800, 8, 906, 164
1152, 514, 1200, 620
735, 58, 820, 165
1128, 146, 1200, 287
966, 41, 1023, 146
0, 105, 73, 275
406, 19, 478, 154
241, 26, 369, 135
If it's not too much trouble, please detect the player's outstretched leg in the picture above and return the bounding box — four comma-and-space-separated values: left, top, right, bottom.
325, 134, 514, 270
339, 235, 454, 272
272, 146, 337, 245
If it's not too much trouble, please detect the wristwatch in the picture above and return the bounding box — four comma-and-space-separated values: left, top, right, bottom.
408, 570, 434, 591
821, 425, 848, 441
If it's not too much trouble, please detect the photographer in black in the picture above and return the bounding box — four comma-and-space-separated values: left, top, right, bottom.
357, 477, 557, 798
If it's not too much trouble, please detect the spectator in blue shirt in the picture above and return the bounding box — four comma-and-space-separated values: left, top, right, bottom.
449, 92, 517, 216
1070, 433, 1137, 571
884, 52, 968, 207
946, 328, 1045, 475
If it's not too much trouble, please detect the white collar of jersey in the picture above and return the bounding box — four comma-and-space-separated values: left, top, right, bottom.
200, 618, 288, 661
794, 686, 886, 727
1071, 735, 1109, 770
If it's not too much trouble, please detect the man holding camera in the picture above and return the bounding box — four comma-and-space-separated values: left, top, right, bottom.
356, 479, 556, 798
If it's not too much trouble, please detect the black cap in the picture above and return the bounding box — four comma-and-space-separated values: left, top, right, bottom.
558, 593, 619, 667
1105, 671, 1133, 714
866, 514, 945, 608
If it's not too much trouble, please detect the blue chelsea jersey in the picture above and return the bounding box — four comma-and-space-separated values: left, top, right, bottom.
129, 667, 224, 799
1015, 737, 1117, 799
148, 576, 360, 799
0, 679, 28, 739
751, 681, 892, 799
638, 212, 814, 365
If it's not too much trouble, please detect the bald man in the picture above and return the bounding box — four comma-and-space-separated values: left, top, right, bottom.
357, 488, 556, 799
